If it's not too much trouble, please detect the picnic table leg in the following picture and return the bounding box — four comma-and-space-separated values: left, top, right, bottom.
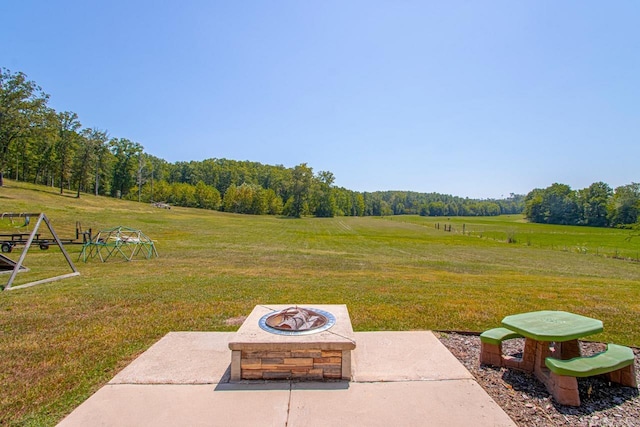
501, 337, 537, 371
535, 339, 584, 406
533, 339, 556, 387
480, 341, 504, 367
548, 372, 581, 406
605, 364, 638, 388
521, 338, 537, 372
557, 339, 581, 360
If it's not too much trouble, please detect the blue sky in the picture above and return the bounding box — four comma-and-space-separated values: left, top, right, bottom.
3, 1, 639, 198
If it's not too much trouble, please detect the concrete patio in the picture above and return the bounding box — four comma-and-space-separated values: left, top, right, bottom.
57, 331, 516, 426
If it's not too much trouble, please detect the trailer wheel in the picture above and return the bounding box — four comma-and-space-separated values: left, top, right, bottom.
39, 243, 50, 250
1, 243, 12, 253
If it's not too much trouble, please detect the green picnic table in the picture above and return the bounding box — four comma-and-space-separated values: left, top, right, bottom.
500, 310, 603, 377
480, 311, 636, 405
496, 310, 635, 406
502, 310, 603, 342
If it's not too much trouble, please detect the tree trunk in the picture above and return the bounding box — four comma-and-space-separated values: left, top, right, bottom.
0, 171, 4, 187
94, 165, 99, 196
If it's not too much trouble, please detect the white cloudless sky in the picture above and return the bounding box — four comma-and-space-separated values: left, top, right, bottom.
3, 1, 639, 198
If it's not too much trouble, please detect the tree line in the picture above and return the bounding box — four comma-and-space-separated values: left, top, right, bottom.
1, 67, 524, 218
524, 182, 640, 227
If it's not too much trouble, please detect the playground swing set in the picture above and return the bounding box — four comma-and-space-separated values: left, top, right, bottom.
1, 213, 158, 291
0, 213, 80, 291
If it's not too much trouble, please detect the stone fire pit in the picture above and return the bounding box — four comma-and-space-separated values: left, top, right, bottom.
229, 304, 356, 381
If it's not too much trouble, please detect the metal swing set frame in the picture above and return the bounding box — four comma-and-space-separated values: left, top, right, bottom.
1, 213, 79, 291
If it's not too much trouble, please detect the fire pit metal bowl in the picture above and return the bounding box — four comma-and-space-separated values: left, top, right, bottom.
259, 306, 336, 336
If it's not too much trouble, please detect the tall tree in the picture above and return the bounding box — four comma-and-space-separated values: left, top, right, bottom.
73, 128, 107, 197
525, 183, 579, 225
55, 111, 81, 194
109, 138, 143, 198
263, 188, 284, 215
608, 183, 640, 226
222, 183, 265, 214
353, 193, 365, 216
544, 183, 579, 224
194, 181, 221, 210
222, 183, 240, 212
30, 108, 58, 186
577, 182, 612, 227
135, 153, 152, 202
0, 68, 49, 186
93, 131, 115, 196
285, 163, 313, 217
312, 170, 337, 217
145, 154, 170, 201
169, 182, 196, 207
524, 188, 545, 223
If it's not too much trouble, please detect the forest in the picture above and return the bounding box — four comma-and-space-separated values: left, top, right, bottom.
3, 67, 636, 226
1, 67, 526, 218
524, 182, 639, 228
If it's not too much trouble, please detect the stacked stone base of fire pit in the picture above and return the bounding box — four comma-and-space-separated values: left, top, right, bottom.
238, 348, 344, 380
228, 305, 356, 381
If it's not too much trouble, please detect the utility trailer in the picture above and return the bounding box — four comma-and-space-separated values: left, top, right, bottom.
0, 221, 92, 253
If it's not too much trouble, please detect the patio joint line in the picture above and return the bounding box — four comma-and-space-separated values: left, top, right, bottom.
108, 382, 220, 386
284, 380, 292, 427
351, 378, 475, 384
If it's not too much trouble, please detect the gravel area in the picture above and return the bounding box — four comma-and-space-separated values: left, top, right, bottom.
437, 332, 640, 427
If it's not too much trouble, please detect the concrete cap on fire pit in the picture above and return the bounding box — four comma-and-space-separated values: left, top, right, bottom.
229, 305, 355, 351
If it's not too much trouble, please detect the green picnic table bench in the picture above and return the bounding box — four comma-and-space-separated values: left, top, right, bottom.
545, 343, 635, 377
545, 343, 637, 406
479, 327, 523, 367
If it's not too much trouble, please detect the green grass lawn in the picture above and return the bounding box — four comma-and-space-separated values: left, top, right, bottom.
1, 180, 639, 425
390, 214, 640, 260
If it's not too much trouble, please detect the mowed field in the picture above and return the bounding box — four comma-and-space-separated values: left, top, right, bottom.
1, 180, 639, 426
